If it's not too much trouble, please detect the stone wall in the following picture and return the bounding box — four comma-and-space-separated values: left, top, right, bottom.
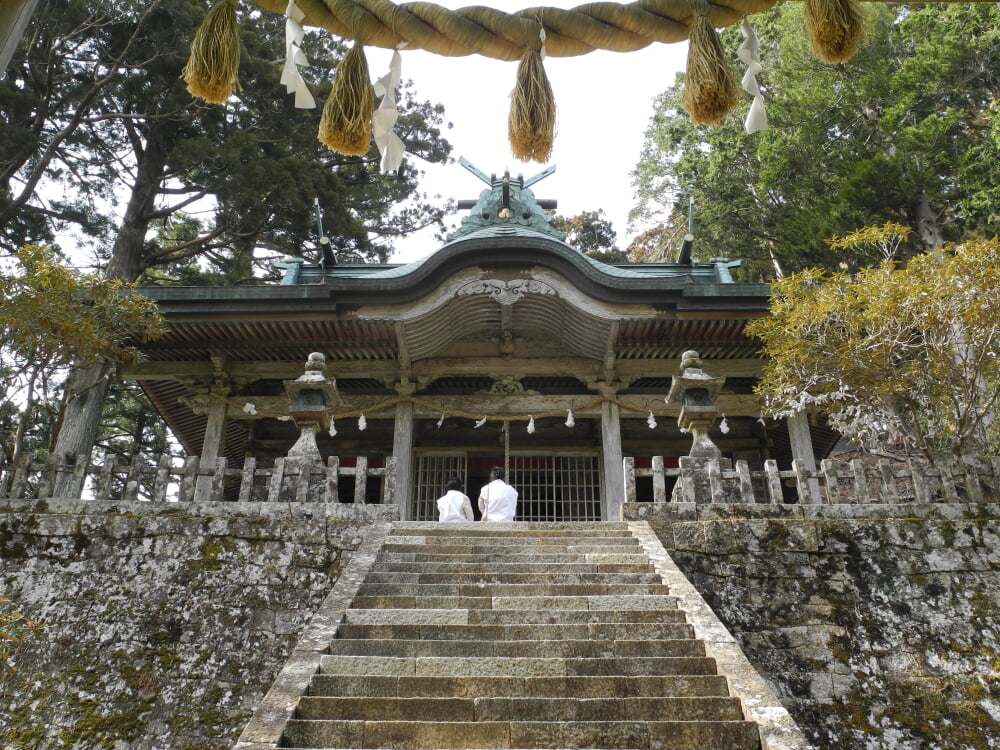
625, 502, 1000, 750
0, 497, 396, 750
4, 494, 998, 750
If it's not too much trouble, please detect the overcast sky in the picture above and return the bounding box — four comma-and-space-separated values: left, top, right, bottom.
366, 33, 690, 262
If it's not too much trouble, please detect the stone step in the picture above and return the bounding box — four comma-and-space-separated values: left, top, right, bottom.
280, 718, 761, 749
371, 555, 653, 575
379, 546, 642, 559
326, 638, 705, 659
240, 523, 799, 750
356, 583, 672, 597
342, 608, 690, 626
307, 674, 734, 699
348, 594, 679, 611
333, 622, 697, 642
360, 571, 666, 585
384, 535, 639, 547
318, 655, 719, 677
376, 554, 648, 567
388, 524, 633, 536
368, 562, 655, 575
294, 695, 745, 722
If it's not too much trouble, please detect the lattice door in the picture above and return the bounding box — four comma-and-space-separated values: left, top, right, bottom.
510, 453, 602, 521
413, 453, 468, 521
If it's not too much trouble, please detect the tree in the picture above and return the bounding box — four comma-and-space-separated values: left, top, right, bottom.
550, 210, 628, 263
745, 225, 1000, 466
0, 245, 165, 462
631, 3, 1000, 278
2, 0, 452, 479
2, 0, 452, 270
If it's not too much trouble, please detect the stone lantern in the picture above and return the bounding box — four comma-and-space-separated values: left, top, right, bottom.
666, 351, 729, 503
666, 350, 726, 458
283, 352, 338, 459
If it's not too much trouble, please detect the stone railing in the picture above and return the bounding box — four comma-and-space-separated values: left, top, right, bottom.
624, 456, 1000, 504
0, 452, 397, 504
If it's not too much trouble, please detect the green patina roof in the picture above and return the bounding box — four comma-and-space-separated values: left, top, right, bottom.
276, 160, 752, 294
446, 164, 567, 243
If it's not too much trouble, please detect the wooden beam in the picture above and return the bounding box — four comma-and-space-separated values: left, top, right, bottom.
124, 359, 401, 381
124, 356, 763, 383
394, 321, 412, 374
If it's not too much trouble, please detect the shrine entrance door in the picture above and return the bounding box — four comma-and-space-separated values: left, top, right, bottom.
412, 452, 603, 522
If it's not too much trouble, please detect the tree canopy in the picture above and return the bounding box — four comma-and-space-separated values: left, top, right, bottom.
1, 0, 453, 475
550, 210, 628, 264
631, 3, 1000, 277
1, 246, 164, 369
0, 244, 165, 462
1, 0, 453, 281
746, 226, 1000, 466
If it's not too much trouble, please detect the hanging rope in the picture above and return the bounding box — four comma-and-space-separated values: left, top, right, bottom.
211, 390, 764, 422
187, 0, 873, 154
249, 0, 777, 59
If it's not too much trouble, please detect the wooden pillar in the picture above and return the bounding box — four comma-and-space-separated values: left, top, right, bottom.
392, 401, 414, 520
600, 400, 625, 521
786, 411, 820, 501
201, 394, 228, 462
196, 393, 227, 501
786, 411, 817, 467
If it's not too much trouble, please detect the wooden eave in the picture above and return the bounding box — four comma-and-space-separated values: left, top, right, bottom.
132, 238, 770, 457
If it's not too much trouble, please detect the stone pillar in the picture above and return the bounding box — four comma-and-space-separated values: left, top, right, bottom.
600, 399, 625, 521
786, 411, 821, 501
392, 400, 414, 520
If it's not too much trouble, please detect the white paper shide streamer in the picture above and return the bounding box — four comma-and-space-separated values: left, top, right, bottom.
372, 50, 406, 172
281, 0, 315, 108
527, 416, 535, 434
738, 19, 767, 134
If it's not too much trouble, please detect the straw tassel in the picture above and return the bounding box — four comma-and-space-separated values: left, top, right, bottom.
508, 48, 556, 163
804, 0, 865, 63
683, 11, 740, 126
319, 43, 375, 156
183, 0, 242, 104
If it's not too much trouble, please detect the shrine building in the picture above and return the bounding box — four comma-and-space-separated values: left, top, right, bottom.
125, 164, 835, 520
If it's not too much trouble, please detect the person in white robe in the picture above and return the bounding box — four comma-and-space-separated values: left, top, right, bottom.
478, 466, 517, 522
437, 477, 474, 522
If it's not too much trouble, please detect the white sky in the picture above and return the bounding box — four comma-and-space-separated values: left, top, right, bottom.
365, 37, 689, 262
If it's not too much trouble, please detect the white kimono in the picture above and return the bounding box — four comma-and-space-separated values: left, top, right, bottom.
437, 490, 474, 522
478, 479, 518, 522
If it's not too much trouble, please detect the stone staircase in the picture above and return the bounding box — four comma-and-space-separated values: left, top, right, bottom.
277, 522, 765, 750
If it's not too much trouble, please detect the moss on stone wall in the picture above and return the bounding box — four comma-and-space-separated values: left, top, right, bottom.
0, 499, 393, 750
628, 503, 1000, 750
